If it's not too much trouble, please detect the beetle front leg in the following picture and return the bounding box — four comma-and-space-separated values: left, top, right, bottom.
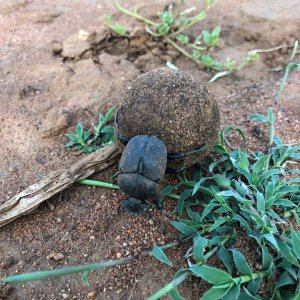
122, 197, 150, 215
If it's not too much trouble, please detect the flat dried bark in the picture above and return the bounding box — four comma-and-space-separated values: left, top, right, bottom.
0, 144, 120, 227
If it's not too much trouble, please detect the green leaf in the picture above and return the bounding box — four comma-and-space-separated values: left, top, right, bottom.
273, 271, 294, 298
268, 107, 275, 124
261, 245, 273, 271
195, 11, 206, 21
193, 235, 209, 261
161, 10, 173, 25
222, 284, 240, 300
278, 260, 297, 280
278, 185, 300, 194
202, 30, 211, 44
263, 233, 279, 251
176, 34, 189, 45
193, 50, 201, 60
170, 221, 198, 236
201, 55, 214, 67
277, 238, 299, 266
238, 154, 250, 172
213, 174, 231, 188
213, 144, 228, 154
161, 185, 175, 195
81, 271, 89, 285
158, 23, 170, 35
239, 289, 262, 300
232, 215, 251, 231
248, 114, 268, 123
212, 26, 221, 37
273, 199, 296, 208
259, 169, 283, 184
186, 208, 202, 224
111, 24, 127, 36
104, 107, 115, 123
256, 191, 265, 214
217, 245, 233, 274
65, 133, 80, 141
174, 189, 191, 217
83, 129, 91, 142
200, 284, 232, 300
220, 127, 246, 150
209, 216, 228, 232
190, 265, 233, 284
148, 270, 190, 300
76, 123, 84, 139
231, 249, 252, 275
150, 245, 173, 267
218, 190, 245, 202
247, 278, 261, 295
252, 155, 270, 175
291, 230, 300, 259
265, 181, 275, 201
287, 62, 300, 72
168, 288, 185, 300
201, 203, 219, 220
65, 140, 78, 147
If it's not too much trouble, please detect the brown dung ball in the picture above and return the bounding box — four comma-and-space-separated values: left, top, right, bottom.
115, 67, 220, 169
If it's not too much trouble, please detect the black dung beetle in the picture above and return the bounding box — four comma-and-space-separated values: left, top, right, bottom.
114, 68, 220, 214
118, 135, 167, 214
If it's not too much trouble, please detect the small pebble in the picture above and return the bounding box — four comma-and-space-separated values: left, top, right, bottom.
116, 252, 122, 259
62, 293, 70, 299
47, 252, 64, 261
87, 291, 96, 298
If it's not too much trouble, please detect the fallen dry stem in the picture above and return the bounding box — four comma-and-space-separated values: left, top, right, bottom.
0, 144, 120, 228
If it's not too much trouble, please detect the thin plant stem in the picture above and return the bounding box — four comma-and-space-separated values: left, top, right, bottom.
147, 271, 191, 300
165, 36, 199, 64
113, 2, 158, 26
251, 44, 294, 54
78, 179, 120, 189
275, 40, 299, 106
2, 258, 132, 283
78, 179, 181, 200
1, 232, 199, 284
169, 15, 205, 37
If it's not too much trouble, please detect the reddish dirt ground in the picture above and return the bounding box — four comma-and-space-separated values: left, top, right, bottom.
0, 0, 299, 299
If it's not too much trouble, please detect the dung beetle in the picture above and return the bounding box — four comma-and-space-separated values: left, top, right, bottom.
118, 135, 167, 214
114, 68, 220, 214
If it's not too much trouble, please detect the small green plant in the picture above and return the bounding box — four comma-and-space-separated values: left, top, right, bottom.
65, 107, 115, 153
109, 1, 259, 80
2, 43, 300, 300
105, 15, 128, 36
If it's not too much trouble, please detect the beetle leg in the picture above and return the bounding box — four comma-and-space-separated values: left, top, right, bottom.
122, 198, 149, 215
153, 198, 164, 211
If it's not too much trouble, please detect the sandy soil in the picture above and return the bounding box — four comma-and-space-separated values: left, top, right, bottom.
0, 0, 299, 299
